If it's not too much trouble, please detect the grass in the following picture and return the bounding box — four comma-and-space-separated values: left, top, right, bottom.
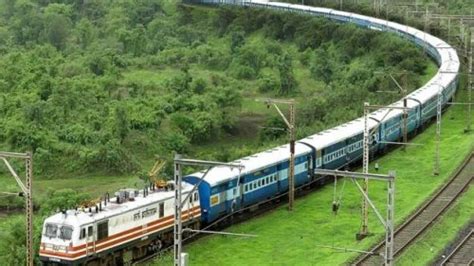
396, 185, 474, 265
0, 173, 138, 205
152, 88, 474, 265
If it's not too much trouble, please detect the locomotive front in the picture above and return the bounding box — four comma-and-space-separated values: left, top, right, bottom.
39, 211, 91, 265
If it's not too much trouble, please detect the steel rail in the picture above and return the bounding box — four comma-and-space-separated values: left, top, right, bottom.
353, 152, 474, 265
440, 229, 474, 265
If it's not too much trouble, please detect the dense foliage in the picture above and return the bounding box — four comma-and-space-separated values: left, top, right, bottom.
0, 189, 90, 265
0, 0, 431, 177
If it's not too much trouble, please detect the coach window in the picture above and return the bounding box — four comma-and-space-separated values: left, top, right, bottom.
87, 226, 93, 237
159, 202, 164, 218
189, 195, 192, 204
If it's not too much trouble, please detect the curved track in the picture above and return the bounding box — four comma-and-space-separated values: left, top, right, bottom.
440, 228, 474, 266
353, 153, 474, 265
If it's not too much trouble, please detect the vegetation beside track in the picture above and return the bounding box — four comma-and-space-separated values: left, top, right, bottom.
152, 89, 474, 265
0, 0, 431, 178
396, 185, 473, 265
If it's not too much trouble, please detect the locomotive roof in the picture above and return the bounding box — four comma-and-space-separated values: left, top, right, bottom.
43, 183, 195, 227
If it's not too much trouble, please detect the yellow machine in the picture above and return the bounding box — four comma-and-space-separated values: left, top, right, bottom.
79, 197, 103, 210
148, 158, 167, 189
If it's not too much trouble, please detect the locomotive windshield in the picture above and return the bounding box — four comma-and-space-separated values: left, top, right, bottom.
59, 226, 73, 240
44, 224, 58, 238
44, 223, 73, 240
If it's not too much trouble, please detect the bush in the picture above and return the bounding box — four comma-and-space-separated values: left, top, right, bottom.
162, 132, 190, 154
259, 116, 287, 141
230, 63, 256, 80
257, 73, 280, 93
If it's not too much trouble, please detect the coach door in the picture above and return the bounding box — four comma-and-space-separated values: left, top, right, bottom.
277, 163, 286, 192
316, 150, 322, 168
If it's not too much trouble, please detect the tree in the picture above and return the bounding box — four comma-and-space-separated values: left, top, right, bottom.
230, 31, 245, 53
259, 116, 287, 141
310, 48, 333, 85
75, 18, 95, 49
114, 105, 129, 144
162, 132, 190, 154
43, 4, 72, 49
9, 1, 43, 45
278, 52, 297, 95
257, 72, 280, 93
192, 77, 207, 94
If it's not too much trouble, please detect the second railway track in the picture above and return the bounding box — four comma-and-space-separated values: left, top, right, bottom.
354, 152, 474, 265
440, 226, 474, 266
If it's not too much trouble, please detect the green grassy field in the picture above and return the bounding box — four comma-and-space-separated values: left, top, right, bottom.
396, 185, 473, 265
152, 89, 474, 265
0, 173, 137, 206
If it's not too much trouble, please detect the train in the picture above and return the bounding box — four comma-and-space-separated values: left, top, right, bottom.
39, 1, 459, 265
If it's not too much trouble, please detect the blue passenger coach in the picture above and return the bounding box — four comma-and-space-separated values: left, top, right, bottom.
184, 143, 312, 224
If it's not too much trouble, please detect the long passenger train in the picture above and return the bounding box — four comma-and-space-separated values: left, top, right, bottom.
39, 1, 459, 265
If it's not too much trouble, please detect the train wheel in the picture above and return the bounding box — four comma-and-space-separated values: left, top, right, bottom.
148, 239, 163, 253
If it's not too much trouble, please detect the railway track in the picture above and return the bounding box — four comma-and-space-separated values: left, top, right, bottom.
439, 227, 474, 266
353, 152, 474, 265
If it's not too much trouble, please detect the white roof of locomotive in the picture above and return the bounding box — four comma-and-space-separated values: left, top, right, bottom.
43, 183, 195, 227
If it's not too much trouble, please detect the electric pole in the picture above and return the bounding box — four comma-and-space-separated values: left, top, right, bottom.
315, 168, 396, 266
434, 86, 443, 176
261, 99, 296, 211
374, 71, 409, 151
173, 155, 245, 266
0, 151, 33, 266
359, 103, 411, 240
397, 72, 409, 151
359, 102, 370, 239
468, 26, 472, 132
